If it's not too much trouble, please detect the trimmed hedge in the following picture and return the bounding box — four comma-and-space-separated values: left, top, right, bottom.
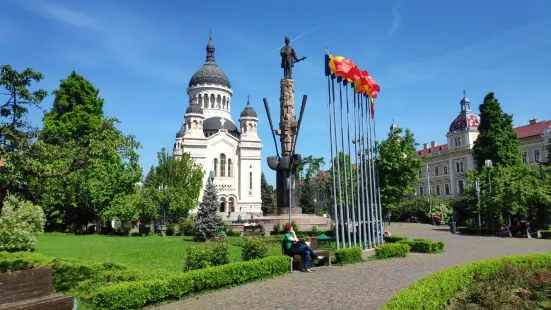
90, 255, 290, 309
0, 251, 51, 272
334, 247, 363, 264
375, 243, 410, 259
540, 230, 551, 239
383, 235, 408, 243
382, 254, 551, 310
396, 238, 445, 254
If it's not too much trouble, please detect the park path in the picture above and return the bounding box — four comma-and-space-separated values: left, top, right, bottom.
153, 223, 551, 310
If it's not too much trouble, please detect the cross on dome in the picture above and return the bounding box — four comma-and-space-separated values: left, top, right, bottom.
220, 118, 226, 127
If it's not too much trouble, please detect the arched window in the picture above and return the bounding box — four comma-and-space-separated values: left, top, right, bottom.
213, 158, 218, 177
228, 197, 235, 212
219, 197, 226, 212
228, 159, 232, 177
220, 154, 226, 177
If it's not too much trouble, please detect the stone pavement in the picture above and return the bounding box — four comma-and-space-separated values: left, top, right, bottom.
153, 223, 551, 310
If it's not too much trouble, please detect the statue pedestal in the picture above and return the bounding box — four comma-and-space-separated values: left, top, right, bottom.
276, 79, 302, 216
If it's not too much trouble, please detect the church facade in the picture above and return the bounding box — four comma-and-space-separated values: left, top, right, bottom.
173, 35, 263, 218
415, 92, 551, 199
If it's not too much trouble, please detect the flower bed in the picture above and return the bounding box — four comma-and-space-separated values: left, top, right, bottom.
382, 254, 551, 310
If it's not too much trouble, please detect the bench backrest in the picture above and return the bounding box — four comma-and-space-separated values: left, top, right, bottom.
0, 268, 53, 304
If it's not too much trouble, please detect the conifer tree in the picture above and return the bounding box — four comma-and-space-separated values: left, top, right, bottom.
260, 172, 276, 215
473, 92, 521, 168
194, 181, 223, 242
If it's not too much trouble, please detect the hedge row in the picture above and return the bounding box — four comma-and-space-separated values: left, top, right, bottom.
91, 256, 290, 309
334, 247, 363, 264
375, 243, 410, 259
382, 253, 551, 310
540, 230, 551, 239
382, 236, 445, 254
383, 235, 408, 243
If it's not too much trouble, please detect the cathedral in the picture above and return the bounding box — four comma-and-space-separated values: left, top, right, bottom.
173, 34, 263, 219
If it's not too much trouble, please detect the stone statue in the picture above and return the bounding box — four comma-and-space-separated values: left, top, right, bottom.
280, 37, 305, 79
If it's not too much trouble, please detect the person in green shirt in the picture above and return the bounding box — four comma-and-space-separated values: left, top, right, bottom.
283, 223, 323, 272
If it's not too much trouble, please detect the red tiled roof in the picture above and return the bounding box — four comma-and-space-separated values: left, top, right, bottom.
514, 120, 551, 139
417, 144, 449, 156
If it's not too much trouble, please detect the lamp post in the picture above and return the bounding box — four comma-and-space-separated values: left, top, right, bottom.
158, 183, 168, 235
484, 159, 493, 195
475, 178, 481, 229
209, 170, 216, 183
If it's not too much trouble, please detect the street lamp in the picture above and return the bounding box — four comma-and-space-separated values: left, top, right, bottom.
209, 170, 216, 183
158, 183, 168, 235
484, 159, 493, 196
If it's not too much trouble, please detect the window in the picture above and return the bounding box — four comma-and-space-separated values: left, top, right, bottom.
227, 159, 232, 177
522, 152, 527, 163
445, 184, 450, 195
456, 161, 464, 173
436, 185, 441, 196
453, 137, 462, 147
458, 180, 465, 194
418, 170, 422, 178
419, 186, 424, 195
213, 158, 218, 177
443, 165, 448, 175
249, 172, 253, 191
219, 154, 226, 177
434, 166, 439, 176
534, 149, 540, 162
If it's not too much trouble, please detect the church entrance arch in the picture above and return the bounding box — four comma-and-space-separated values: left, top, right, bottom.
219, 197, 226, 212
228, 197, 235, 212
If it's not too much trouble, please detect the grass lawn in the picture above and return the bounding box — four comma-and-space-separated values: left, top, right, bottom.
35, 234, 282, 276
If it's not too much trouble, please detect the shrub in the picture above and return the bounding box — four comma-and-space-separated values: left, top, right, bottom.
310, 225, 318, 234
0, 195, 46, 252
226, 230, 241, 237
382, 254, 551, 310
291, 220, 299, 234
408, 239, 432, 253
384, 235, 408, 243
540, 230, 551, 239
0, 251, 51, 272
375, 243, 410, 259
431, 241, 445, 253
335, 247, 363, 264
91, 256, 290, 310
272, 222, 281, 234
185, 247, 212, 271
209, 242, 230, 267
179, 219, 195, 236
241, 237, 268, 261
165, 224, 175, 236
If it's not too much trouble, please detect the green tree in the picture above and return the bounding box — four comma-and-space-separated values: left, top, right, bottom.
194, 181, 223, 242
25, 72, 141, 229
144, 148, 204, 223
299, 179, 316, 214
0, 65, 48, 206
260, 172, 276, 215
473, 92, 521, 169
377, 127, 423, 209
546, 136, 551, 165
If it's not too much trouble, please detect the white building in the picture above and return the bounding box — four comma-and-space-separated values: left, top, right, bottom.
173, 34, 263, 218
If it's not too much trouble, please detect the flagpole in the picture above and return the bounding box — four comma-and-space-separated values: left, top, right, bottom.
345, 85, 357, 247
361, 95, 374, 247
369, 97, 384, 244
338, 82, 352, 247
331, 78, 346, 248
353, 92, 364, 249
326, 72, 340, 250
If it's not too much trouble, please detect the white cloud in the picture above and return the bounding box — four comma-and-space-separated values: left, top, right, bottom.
389, 0, 401, 37
380, 17, 551, 88
15, 0, 190, 84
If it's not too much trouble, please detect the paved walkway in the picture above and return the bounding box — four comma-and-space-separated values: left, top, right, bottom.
154, 223, 551, 310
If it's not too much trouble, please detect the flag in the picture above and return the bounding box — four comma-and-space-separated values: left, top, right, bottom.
370, 96, 375, 119
324, 54, 331, 76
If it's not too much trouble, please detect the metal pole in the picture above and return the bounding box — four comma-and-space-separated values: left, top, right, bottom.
327, 75, 340, 249
366, 97, 379, 244
366, 97, 383, 244
338, 83, 352, 247
353, 93, 364, 249
287, 177, 292, 224
476, 179, 481, 228
331, 78, 346, 248
360, 96, 374, 247
427, 164, 432, 225
345, 86, 357, 247
371, 111, 384, 244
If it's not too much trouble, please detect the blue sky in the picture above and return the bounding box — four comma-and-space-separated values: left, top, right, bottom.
2, 0, 551, 185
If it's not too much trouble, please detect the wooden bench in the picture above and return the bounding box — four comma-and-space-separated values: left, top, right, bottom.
0, 268, 75, 310
281, 238, 331, 271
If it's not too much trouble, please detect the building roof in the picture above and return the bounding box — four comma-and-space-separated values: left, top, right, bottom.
185, 102, 203, 114
417, 144, 449, 156
188, 35, 231, 89
203, 117, 239, 134
515, 120, 551, 139
240, 97, 257, 118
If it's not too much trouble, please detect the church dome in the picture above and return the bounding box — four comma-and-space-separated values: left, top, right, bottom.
448, 92, 480, 133
203, 117, 239, 133
185, 103, 203, 114
188, 35, 231, 89
240, 97, 257, 118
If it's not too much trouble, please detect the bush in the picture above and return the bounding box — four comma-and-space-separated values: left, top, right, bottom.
179, 219, 195, 236
540, 230, 551, 239
375, 243, 410, 259
310, 225, 318, 234
226, 230, 241, 237
272, 222, 281, 234
241, 237, 268, 261
335, 247, 363, 264
384, 235, 408, 243
185, 242, 231, 271
0, 196, 46, 252
382, 254, 551, 310
431, 241, 445, 253
0, 251, 51, 272
165, 224, 175, 236
291, 220, 299, 234
408, 239, 432, 253
91, 256, 290, 310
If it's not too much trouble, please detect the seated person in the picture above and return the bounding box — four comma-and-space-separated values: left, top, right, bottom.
283, 224, 323, 272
